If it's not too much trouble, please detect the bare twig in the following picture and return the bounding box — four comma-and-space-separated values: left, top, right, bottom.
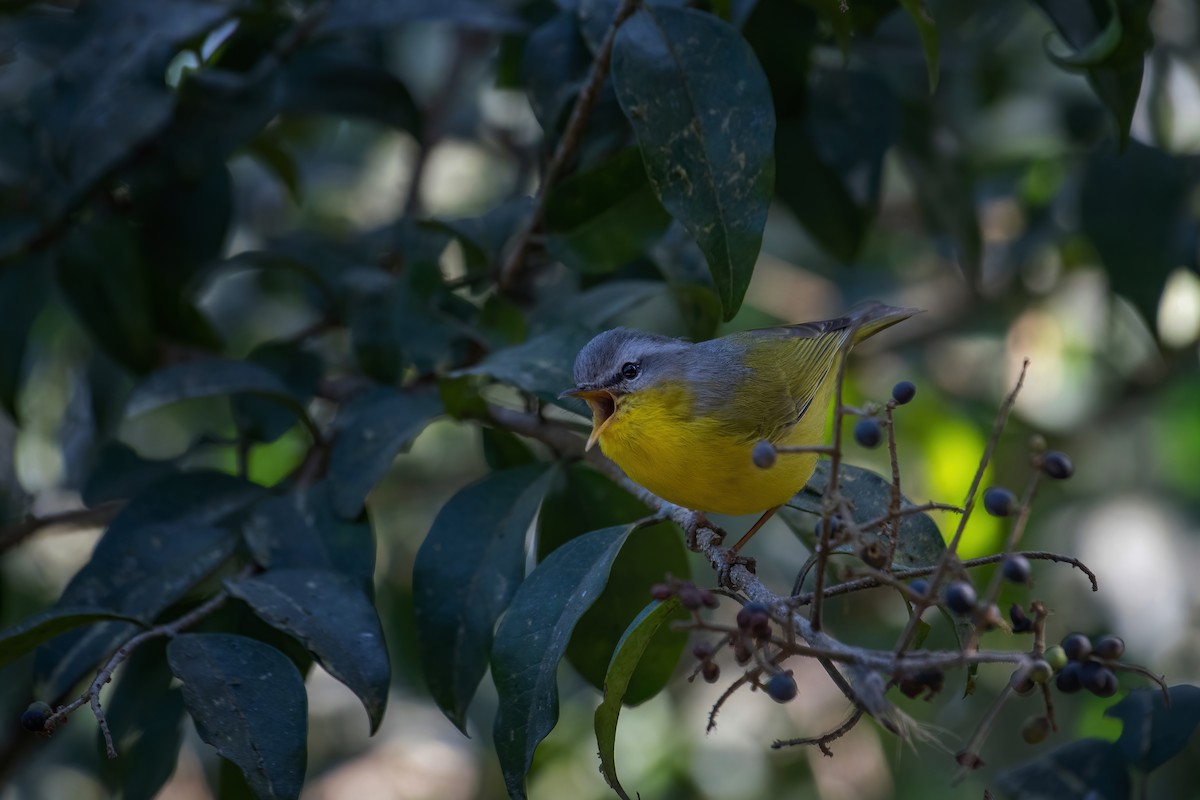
497, 0, 641, 291
893, 359, 1030, 655
772, 708, 865, 754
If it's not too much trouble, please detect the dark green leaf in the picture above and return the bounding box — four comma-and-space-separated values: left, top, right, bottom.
35, 472, 261, 698
0, 255, 50, 418
492, 523, 639, 798
227, 569, 390, 734
455, 325, 595, 402
429, 197, 533, 279
124, 358, 306, 424
82, 442, 180, 507
595, 598, 682, 800
1107, 685, 1200, 773
165, 67, 284, 169
242, 483, 376, 595
0, 606, 141, 669
482, 427, 538, 470
996, 738, 1131, 800
280, 45, 421, 136
786, 462, 947, 569
1080, 142, 1197, 327
318, 0, 527, 34
57, 215, 156, 373
328, 386, 443, 518
521, 12, 591, 137
245, 132, 303, 203
413, 465, 556, 731
232, 343, 323, 444
168, 633, 307, 800
899, 0, 939, 92
612, 6, 775, 320
539, 465, 688, 704
100, 641, 186, 800
528, 280, 666, 334
342, 269, 406, 383
544, 148, 673, 273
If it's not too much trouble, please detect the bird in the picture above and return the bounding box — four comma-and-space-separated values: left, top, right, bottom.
560, 302, 916, 553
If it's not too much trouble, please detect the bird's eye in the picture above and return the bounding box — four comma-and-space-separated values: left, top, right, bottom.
621, 362, 640, 380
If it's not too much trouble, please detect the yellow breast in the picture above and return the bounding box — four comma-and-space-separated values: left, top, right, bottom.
597, 383, 827, 516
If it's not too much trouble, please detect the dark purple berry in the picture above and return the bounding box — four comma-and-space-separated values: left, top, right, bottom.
679, 586, 705, 610
20, 702, 51, 733
752, 440, 777, 469
892, 381, 917, 405
1010, 603, 1033, 633
1079, 661, 1107, 694
701, 661, 721, 683
1094, 635, 1125, 660
736, 602, 769, 631
1002, 554, 1032, 584
1062, 633, 1093, 661
1055, 661, 1082, 694
943, 581, 977, 615
692, 641, 714, 660
650, 583, 673, 601
854, 418, 883, 448
765, 672, 798, 703
983, 487, 1017, 517
1091, 668, 1119, 698
909, 579, 930, 598
1042, 451, 1074, 480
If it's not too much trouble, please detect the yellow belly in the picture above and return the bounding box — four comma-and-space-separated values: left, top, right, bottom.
597, 389, 826, 516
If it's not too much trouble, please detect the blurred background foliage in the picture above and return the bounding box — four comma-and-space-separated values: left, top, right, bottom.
0, 0, 1198, 798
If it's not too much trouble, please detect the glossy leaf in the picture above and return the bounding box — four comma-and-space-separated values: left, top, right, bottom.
280, 45, 421, 136
1107, 685, 1200, 773
124, 358, 306, 423
612, 5, 775, 320
899, 0, 939, 92
595, 598, 682, 800
454, 325, 595, 403
544, 148, 673, 273
231, 342, 324, 444
35, 472, 261, 698
539, 465, 688, 704
100, 641, 186, 800
0, 606, 141, 668
168, 634, 307, 800
492, 523, 638, 798
318, 0, 526, 34
482, 427, 538, 470
227, 569, 390, 734
996, 738, 1131, 800
413, 465, 556, 731
82, 442, 179, 507
328, 386, 443, 518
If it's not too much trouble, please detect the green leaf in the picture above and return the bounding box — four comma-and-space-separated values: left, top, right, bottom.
0, 255, 50, 419
428, 197, 533, 279
0, 606, 141, 669
595, 597, 682, 800
1107, 685, 1200, 773
899, 0, 939, 92
82, 442, 179, 507
328, 386, 443, 518
785, 462, 946, 569
57, 215, 157, 373
454, 325, 595, 403
1080, 142, 1197, 327
231, 342, 323, 444
1033, 0, 1154, 146
318, 0, 526, 35
996, 738, 1131, 800
242, 483, 377, 596
227, 569, 390, 734
280, 44, 421, 136
544, 148, 673, 273
168, 633, 307, 800
482, 427, 538, 470
528, 280, 666, 334
35, 472, 261, 698
612, 6, 775, 320
413, 465, 556, 731
100, 640, 186, 800
539, 465, 688, 705
492, 523, 639, 798
125, 358, 307, 424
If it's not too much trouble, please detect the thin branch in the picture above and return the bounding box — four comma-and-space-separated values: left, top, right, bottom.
43, 567, 253, 755
0, 502, 121, 554
893, 359, 1030, 655
497, 0, 641, 291
772, 708, 864, 754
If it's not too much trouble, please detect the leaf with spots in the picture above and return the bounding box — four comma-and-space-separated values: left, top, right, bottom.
612, 6, 775, 320
413, 465, 557, 733
492, 523, 639, 799
168, 634, 307, 800
227, 569, 390, 734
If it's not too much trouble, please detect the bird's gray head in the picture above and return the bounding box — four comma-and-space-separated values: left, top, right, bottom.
567, 327, 690, 395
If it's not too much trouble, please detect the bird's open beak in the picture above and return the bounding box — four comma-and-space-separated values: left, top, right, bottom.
559, 387, 618, 452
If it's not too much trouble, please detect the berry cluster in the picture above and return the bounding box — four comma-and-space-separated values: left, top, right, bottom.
1049, 633, 1125, 698
686, 599, 798, 704
851, 381, 918, 450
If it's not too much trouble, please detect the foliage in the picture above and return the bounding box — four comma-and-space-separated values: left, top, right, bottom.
0, 0, 1198, 799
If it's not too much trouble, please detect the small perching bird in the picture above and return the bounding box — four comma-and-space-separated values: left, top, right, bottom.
561, 302, 916, 552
